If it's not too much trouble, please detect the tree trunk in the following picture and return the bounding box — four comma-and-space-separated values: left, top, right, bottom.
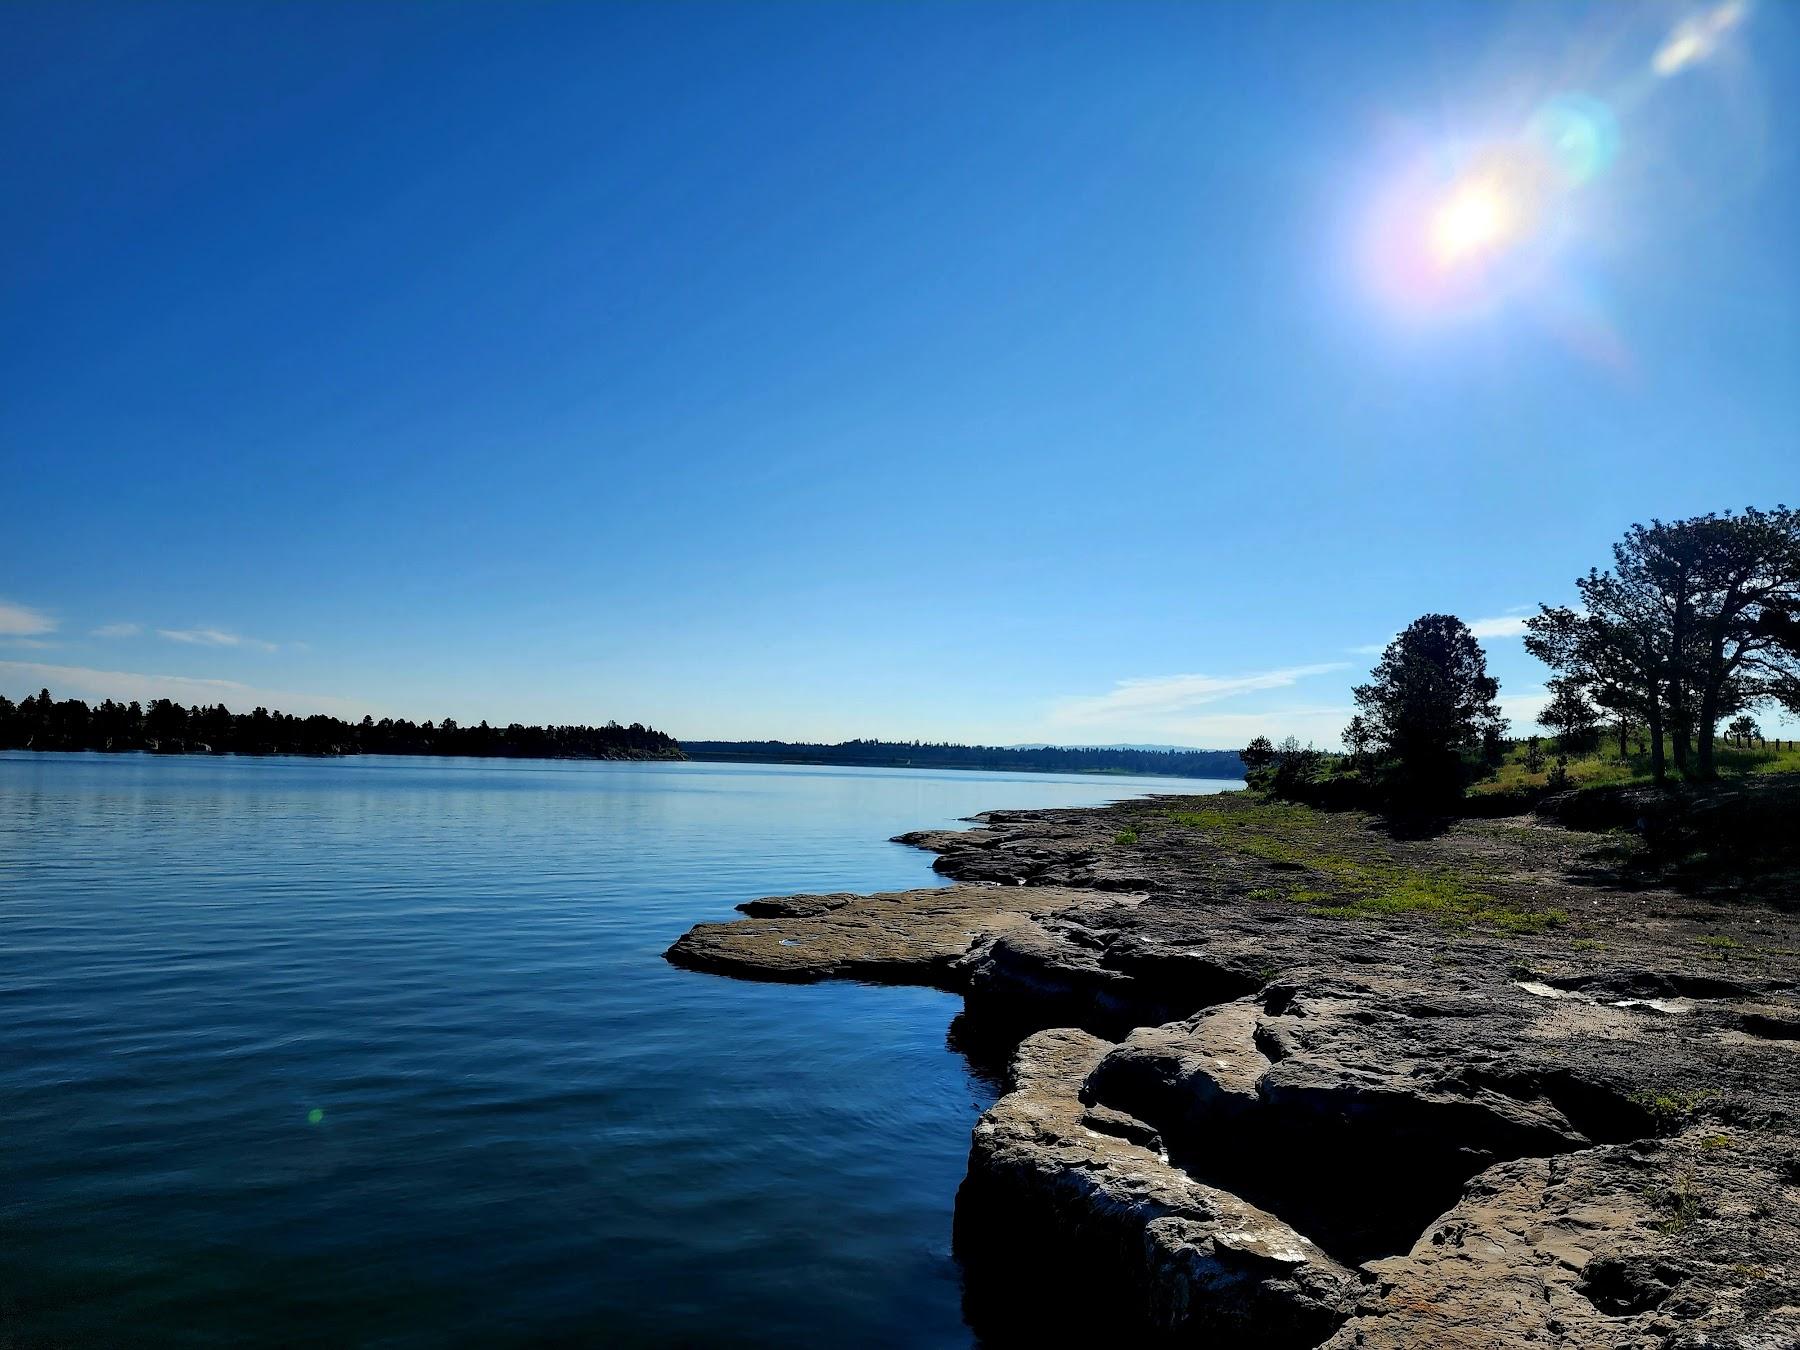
1668, 584, 1693, 776
1694, 638, 1728, 779
1696, 699, 1718, 778
1617, 720, 1628, 758
1668, 663, 1691, 772
1648, 699, 1667, 786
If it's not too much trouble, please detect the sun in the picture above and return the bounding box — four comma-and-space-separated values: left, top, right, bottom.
1428, 178, 1514, 266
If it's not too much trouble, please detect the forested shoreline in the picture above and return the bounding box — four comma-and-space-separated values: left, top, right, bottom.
0, 689, 684, 760
0, 694, 1244, 775
681, 738, 1245, 779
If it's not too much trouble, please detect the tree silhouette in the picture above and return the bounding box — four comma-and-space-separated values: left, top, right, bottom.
1352, 614, 1505, 797
1726, 714, 1762, 744
0, 690, 682, 761
1538, 677, 1600, 752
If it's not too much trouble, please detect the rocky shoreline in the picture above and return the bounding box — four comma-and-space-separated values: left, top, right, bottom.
666, 791, 1800, 1347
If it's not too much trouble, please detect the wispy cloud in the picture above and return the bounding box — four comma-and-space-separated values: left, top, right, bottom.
1, 638, 57, 650
1050, 663, 1349, 727
0, 599, 57, 637
1501, 687, 1551, 731
158, 627, 280, 653
92, 622, 144, 638
1467, 614, 1530, 640
0, 660, 370, 719
1353, 613, 1531, 652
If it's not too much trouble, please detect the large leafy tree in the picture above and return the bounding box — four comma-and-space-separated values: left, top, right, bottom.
1352, 614, 1505, 792
1680, 507, 1800, 776
1530, 507, 1800, 783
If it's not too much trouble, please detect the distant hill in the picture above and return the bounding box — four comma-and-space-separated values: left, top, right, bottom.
1006, 742, 1215, 753
680, 738, 1244, 779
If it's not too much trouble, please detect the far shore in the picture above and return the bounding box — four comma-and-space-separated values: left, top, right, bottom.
1, 742, 1244, 780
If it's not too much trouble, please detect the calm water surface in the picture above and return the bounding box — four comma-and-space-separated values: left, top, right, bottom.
1, 754, 1233, 1347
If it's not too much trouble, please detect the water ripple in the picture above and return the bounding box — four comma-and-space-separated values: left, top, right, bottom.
0, 752, 1227, 1346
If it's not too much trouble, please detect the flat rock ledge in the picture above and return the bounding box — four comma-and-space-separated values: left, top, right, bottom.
664, 884, 1100, 987
666, 797, 1800, 1346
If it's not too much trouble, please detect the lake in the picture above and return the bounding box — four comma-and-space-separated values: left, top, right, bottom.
0, 753, 1234, 1346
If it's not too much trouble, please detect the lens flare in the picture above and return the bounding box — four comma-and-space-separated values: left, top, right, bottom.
1654, 0, 1748, 77
1352, 0, 1759, 373
1529, 95, 1619, 186
1358, 90, 1616, 319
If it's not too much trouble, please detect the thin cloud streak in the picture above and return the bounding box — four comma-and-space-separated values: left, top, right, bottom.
1467, 614, 1530, 640
158, 627, 280, 653
0, 660, 371, 719
1354, 613, 1531, 652
92, 622, 144, 638
1050, 663, 1349, 727
0, 599, 57, 637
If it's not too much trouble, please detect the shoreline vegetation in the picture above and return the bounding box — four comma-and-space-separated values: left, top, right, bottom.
1242, 506, 1799, 824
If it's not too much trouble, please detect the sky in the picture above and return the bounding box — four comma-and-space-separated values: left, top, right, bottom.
2, 1, 1795, 747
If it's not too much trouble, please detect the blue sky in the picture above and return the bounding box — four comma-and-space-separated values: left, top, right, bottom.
2, 1, 1794, 746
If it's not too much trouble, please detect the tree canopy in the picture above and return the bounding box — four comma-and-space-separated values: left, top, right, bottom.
1352, 614, 1506, 793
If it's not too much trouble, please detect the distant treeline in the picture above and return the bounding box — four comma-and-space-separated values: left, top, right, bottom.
681, 738, 1244, 779
0, 688, 684, 760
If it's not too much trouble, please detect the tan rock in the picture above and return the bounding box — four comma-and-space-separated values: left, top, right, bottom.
664, 884, 1100, 987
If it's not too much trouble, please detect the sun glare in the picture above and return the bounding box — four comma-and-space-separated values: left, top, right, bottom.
1428, 180, 1512, 265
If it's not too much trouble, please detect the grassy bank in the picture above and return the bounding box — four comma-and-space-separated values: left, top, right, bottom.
1469, 736, 1800, 799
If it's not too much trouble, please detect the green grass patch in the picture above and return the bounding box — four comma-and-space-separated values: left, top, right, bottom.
1654, 1175, 1704, 1235
1165, 799, 1565, 935
1112, 827, 1139, 846
1632, 1087, 1718, 1134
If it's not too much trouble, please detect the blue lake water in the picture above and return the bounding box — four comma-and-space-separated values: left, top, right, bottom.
0, 753, 1233, 1346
